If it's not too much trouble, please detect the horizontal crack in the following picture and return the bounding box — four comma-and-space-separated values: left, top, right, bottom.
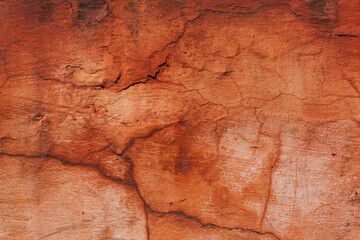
148, 208, 281, 239
0, 72, 115, 91
335, 34, 359, 38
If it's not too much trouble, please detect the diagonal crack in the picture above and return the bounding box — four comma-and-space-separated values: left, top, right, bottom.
345, 77, 360, 97
0, 152, 134, 187
79, 143, 113, 163
117, 55, 169, 93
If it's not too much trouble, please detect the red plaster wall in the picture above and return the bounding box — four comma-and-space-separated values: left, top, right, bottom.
0, 0, 360, 239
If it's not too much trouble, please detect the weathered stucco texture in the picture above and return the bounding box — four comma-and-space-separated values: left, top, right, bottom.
1, 0, 360, 239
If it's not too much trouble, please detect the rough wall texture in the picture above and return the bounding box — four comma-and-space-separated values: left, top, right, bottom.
1, 0, 360, 239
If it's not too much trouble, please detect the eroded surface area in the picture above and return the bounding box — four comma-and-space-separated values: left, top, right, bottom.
0, 0, 360, 239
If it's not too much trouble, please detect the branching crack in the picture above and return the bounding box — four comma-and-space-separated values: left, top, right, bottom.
0, 5, 302, 238
115, 122, 281, 240
0, 120, 281, 240
151, 3, 300, 58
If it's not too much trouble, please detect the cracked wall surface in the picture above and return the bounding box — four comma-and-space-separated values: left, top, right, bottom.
0, 0, 360, 239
